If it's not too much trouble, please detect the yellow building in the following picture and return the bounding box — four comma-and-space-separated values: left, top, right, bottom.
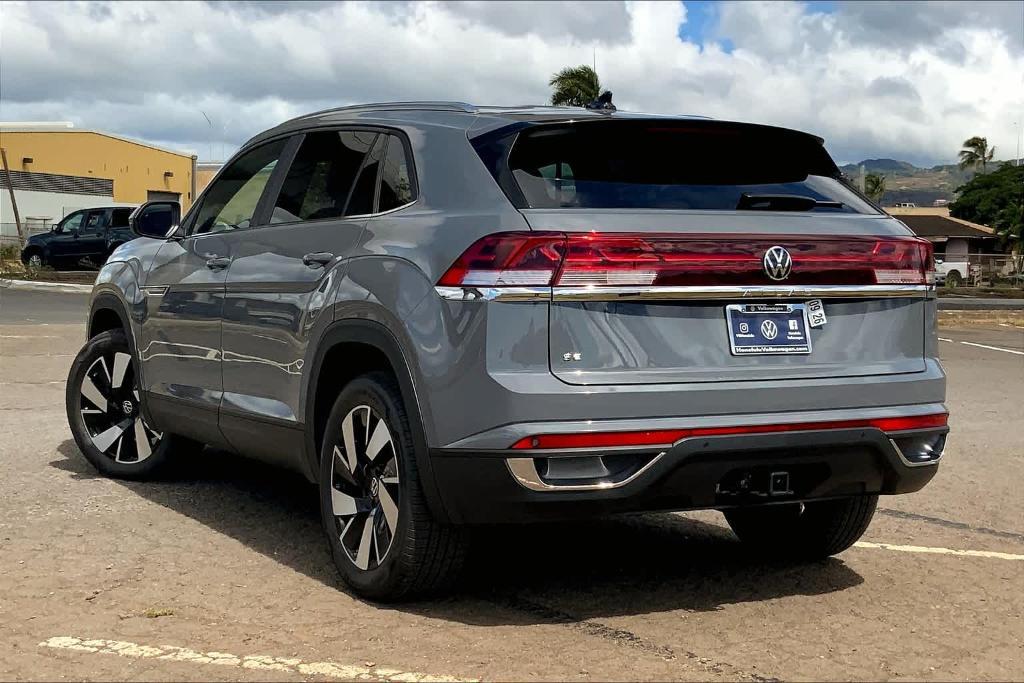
1, 123, 196, 240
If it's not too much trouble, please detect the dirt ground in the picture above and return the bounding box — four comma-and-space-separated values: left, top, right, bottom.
1, 289, 1022, 681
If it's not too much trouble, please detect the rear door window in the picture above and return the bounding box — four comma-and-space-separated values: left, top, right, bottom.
500, 121, 876, 213
271, 130, 377, 223
111, 208, 132, 227
344, 134, 385, 216
378, 135, 414, 212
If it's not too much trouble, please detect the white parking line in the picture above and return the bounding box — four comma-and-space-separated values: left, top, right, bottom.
855, 541, 1024, 561
938, 338, 1023, 355
39, 636, 475, 682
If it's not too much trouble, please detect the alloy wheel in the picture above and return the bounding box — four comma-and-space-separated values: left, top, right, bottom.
28, 254, 42, 268
329, 405, 401, 571
78, 352, 162, 463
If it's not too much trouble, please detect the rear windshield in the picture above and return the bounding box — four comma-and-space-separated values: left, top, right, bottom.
498, 121, 876, 214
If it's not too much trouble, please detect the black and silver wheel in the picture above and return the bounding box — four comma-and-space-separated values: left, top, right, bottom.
329, 404, 402, 571
27, 252, 43, 268
725, 495, 878, 560
66, 329, 181, 478
319, 372, 468, 600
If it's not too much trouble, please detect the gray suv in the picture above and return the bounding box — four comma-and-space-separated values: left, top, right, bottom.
66, 102, 948, 600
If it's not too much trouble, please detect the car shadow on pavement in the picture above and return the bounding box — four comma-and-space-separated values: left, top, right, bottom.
53, 440, 864, 624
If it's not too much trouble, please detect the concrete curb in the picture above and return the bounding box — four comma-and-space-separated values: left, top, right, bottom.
938, 299, 1024, 311
0, 278, 93, 293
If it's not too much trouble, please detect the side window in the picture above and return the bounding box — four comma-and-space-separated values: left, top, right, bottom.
111, 208, 132, 228
378, 135, 414, 212
83, 209, 109, 231
344, 134, 385, 217
59, 211, 85, 233
192, 139, 286, 235
271, 130, 376, 224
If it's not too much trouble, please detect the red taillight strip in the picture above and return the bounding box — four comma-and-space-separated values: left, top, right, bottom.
509, 413, 948, 450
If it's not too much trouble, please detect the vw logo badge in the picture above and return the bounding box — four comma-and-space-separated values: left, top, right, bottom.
763, 246, 793, 281
122, 400, 134, 415
760, 320, 779, 340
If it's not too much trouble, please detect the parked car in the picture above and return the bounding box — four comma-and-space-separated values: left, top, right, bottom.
934, 257, 968, 287
65, 103, 948, 600
21, 206, 135, 269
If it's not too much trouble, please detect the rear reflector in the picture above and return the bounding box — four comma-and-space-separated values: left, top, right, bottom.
437, 232, 934, 288
509, 413, 948, 450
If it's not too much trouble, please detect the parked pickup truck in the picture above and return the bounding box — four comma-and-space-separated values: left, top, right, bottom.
21, 206, 136, 269
935, 257, 968, 287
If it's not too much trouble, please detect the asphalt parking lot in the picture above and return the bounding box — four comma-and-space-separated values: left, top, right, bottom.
1, 287, 1022, 682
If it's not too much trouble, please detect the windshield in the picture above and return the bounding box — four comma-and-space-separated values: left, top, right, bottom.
499, 120, 877, 214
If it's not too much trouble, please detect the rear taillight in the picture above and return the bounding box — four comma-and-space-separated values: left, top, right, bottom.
509, 412, 949, 450
437, 233, 934, 287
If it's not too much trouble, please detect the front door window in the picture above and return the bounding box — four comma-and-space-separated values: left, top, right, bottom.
191, 140, 286, 235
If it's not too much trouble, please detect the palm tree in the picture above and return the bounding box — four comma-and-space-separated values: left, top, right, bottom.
549, 65, 601, 107
864, 173, 886, 203
958, 136, 996, 172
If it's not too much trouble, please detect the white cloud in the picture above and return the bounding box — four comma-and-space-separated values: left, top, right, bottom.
1, 0, 1021, 166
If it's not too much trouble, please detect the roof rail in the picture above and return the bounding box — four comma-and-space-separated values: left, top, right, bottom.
283, 101, 478, 125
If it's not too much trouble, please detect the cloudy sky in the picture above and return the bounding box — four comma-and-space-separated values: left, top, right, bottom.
2, 0, 1022, 166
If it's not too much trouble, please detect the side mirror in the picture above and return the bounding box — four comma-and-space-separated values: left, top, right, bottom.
130, 201, 181, 239
50, 224, 59, 232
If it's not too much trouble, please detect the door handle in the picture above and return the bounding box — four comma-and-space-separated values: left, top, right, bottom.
204, 254, 231, 270
302, 252, 334, 268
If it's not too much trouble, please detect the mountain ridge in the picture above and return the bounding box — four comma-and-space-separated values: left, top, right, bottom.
837, 157, 1015, 205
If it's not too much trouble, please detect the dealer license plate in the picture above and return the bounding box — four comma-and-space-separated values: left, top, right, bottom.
725, 303, 812, 356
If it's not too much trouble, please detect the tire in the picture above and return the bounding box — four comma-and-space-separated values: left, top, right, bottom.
724, 495, 878, 560
66, 329, 183, 479
23, 251, 43, 268
319, 371, 468, 601
946, 270, 963, 287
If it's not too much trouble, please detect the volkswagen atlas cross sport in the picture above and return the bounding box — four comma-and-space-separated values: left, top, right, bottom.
66, 102, 948, 600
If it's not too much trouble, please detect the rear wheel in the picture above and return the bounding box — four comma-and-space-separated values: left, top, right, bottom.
724, 495, 877, 559
946, 270, 963, 287
66, 329, 185, 479
319, 372, 468, 600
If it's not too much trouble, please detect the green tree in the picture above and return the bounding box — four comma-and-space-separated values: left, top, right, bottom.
864, 173, 886, 203
549, 65, 601, 107
950, 163, 1024, 268
958, 136, 996, 172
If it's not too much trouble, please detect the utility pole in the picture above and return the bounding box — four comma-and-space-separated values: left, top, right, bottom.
0, 148, 25, 248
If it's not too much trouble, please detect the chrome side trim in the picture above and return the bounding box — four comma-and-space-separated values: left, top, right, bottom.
141, 285, 168, 297
889, 438, 943, 468
435, 286, 550, 302
552, 284, 931, 302
506, 453, 665, 492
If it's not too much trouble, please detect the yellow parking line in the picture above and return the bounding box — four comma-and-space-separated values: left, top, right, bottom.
39, 636, 476, 682
855, 541, 1024, 561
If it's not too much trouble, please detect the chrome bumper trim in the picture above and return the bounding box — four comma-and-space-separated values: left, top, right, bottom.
889, 438, 944, 468
435, 286, 550, 302
506, 453, 665, 492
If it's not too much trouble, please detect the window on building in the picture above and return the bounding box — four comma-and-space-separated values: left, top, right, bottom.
271, 131, 377, 224
192, 139, 286, 234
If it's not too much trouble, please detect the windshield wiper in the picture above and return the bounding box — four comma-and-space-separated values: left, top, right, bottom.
737, 193, 844, 211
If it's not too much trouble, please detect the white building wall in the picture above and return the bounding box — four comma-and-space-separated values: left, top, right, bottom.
0, 189, 134, 239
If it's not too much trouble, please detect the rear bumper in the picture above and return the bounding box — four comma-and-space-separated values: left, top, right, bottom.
429, 421, 946, 524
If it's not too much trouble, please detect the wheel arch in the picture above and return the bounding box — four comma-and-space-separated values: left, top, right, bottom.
304, 318, 450, 523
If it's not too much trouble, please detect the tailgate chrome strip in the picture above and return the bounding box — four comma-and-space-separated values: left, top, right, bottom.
552, 284, 931, 301
435, 284, 932, 303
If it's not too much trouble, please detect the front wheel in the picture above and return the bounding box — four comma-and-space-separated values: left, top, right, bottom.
724, 495, 877, 559
319, 372, 468, 600
66, 329, 184, 479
